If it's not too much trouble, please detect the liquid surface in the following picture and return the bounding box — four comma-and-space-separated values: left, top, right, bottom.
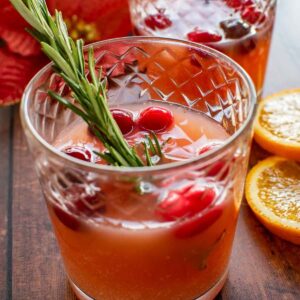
48, 102, 242, 300
55, 101, 229, 165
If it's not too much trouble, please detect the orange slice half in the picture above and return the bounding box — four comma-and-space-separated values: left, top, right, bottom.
254, 89, 300, 160
245, 156, 300, 245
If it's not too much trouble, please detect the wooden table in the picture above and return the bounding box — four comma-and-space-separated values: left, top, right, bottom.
1, 1, 300, 299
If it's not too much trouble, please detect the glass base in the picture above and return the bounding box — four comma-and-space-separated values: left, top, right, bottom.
69, 269, 228, 300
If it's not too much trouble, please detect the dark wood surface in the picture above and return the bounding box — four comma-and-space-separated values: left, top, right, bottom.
1, 0, 300, 299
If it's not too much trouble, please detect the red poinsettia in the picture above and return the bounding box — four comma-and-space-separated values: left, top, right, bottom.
0, 0, 131, 106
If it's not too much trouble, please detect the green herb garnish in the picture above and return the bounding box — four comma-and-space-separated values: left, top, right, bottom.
11, 0, 169, 167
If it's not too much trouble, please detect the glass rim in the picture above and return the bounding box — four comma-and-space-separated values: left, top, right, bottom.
20, 36, 256, 175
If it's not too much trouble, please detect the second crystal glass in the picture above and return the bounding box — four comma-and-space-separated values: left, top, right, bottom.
21, 37, 256, 299
129, 0, 276, 98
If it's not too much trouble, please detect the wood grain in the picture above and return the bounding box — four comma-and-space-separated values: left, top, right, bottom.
1, 0, 299, 299
11, 107, 76, 300
0, 107, 13, 300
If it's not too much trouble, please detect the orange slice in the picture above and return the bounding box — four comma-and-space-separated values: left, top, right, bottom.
245, 156, 300, 244
254, 89, 300, 160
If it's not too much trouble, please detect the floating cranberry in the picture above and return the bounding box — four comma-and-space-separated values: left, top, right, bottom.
187, 29, 222, 43
111, 109, 135, 135
199, 142, 229, 179
157, 184, 216, 221
174, 207, 222, 238
63, 145, 92, 162
242, 0, 255, 7
241, 7, 265, 24
158, 191, 191, 221
207, 160, 228, 177
52, 186, 102, 230
225, 0, 243, 8
138, 106, 174, 133
220, 19, 250, 39
144, 10, 172, 30
52, 204, 81, 230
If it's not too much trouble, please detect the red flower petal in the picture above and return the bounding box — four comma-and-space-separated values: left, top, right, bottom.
52, 0, 81, 18
55, 0, 131, 39
0, 1, 28, 29
77, 0, 128, 21
0, 27, 41, 56
0, 47, 48, 106
0, 1, 41, 56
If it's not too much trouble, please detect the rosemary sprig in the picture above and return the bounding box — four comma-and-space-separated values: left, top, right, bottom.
11, 0, 170, 167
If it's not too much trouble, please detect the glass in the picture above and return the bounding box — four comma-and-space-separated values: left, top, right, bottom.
21, 37, 256, 300
129, 0, 276, 99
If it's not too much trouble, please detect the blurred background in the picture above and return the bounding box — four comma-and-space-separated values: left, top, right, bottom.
0, 0, 131, 106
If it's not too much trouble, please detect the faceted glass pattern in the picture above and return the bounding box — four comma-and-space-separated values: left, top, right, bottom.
21, 37, 256, 300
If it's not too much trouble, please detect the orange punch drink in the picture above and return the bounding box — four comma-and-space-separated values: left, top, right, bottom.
129, 0, 276, 98
21, 37, 256, 299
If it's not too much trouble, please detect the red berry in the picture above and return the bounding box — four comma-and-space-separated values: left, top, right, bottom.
111, 109, 135, 135
174, 207, 223, 238
241, 7, 265, 24
52, 186, 103, 230
158, 191, 191, 221
52, 204, 81, 231
207, 160, 228, 177
63, 145, 92, 162
187, 29, 222, 43
185, 187, 216, 214
242, 0, 255, 7
144, 10, 172, 30
138, 106, 174, 133
225, 0, 243, 8
199, 142, 229, 179
156, 184, 216, 221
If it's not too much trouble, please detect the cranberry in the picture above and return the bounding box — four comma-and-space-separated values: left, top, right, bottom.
63, 145, 92, 162
187, 29, 222, 43
157, 184, 216, 221
111, 109, 135, 135
144, 10, 172, 30
241, 7, 265, 24
242, 0, 255, 7
138, 106, 174, 133
225, 0, 243, 8
207, 160, 228, 177
199, 142, 229, 179
220, 19, 250, 39
52, 204, 80, 230
52, 187, 102, 230
174, 207, 222, 238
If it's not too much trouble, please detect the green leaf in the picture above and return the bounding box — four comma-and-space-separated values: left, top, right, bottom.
76, 39, 85, 75
88, 47, 99, 89
143, 142, 153, 166
10, 0, 45, 34
41, 42, 76, 81
151, 131, 163, 157
48, 91, 89, 122
146, 135, 156, 155
11, 0, 151, 168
